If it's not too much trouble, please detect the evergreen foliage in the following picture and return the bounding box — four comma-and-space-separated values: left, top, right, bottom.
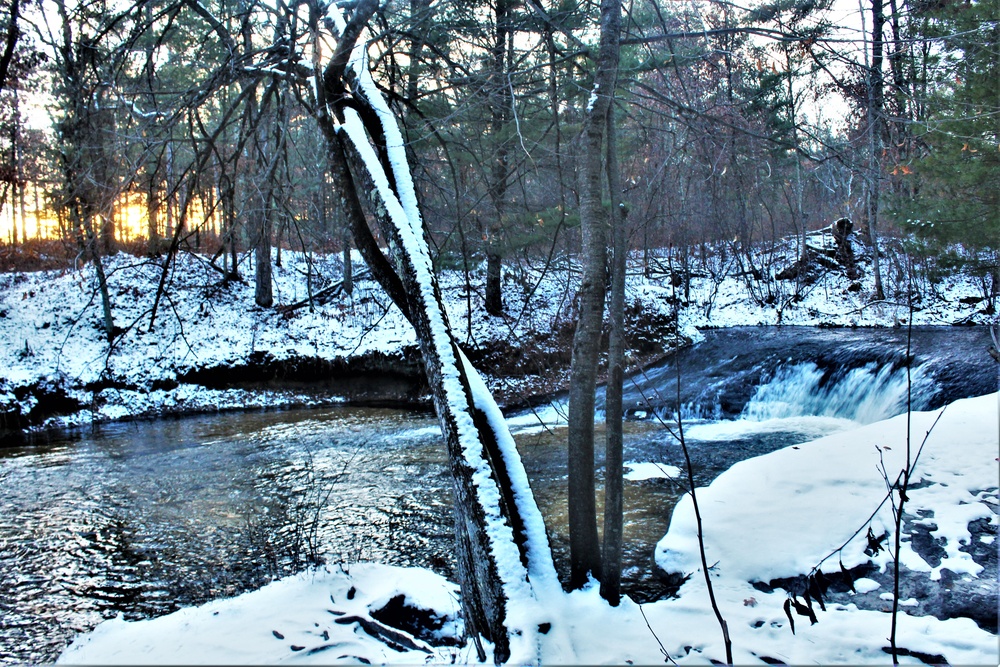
895, 0, 999, 254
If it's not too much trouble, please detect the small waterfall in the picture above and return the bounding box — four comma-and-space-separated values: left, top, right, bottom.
740, 361, 937, 425
645, 401, 722, 425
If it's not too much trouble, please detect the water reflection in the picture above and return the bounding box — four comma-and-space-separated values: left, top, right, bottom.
0, 408, 454, 664
0, 402, 932, 663
2, 406, 701, 663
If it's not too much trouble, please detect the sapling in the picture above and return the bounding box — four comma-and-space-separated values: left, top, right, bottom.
886, 258, 916, 664
632, 274, 733, 664
804, 259, 946, 660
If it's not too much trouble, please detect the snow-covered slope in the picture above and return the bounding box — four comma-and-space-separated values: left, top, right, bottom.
1, 234, 994, 434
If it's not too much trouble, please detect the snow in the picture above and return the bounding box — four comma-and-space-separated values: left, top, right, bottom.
329, 40, 551, 660
3, 236, 994, 664
854, 578, 882, 593
623, 461, 681, 481
56, 393, 999, 665
656, 393, 998, 583
1, 122, 997, 666
1, 232, 993, 435
57, 564, 466, 665
586, 82, 599, 113
459, 348, 561, 598
0, 250, 403, 432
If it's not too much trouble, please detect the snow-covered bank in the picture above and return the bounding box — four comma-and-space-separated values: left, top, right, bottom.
1, 233, 994, 437
57, 392, 999, 665
657, 394, 997, 585
0, 251, 425, 435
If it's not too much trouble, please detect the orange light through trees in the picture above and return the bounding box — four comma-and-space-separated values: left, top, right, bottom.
1, 183, 222, 245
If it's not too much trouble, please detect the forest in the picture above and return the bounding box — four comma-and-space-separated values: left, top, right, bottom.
0, 0, 996, 292
0, 0, 998, 663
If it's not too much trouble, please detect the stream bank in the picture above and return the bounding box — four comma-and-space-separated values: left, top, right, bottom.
0, 295, 685, 443
2, 237, 995, 443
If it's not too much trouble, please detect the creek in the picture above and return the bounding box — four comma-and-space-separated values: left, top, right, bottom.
0, 326, 994, 663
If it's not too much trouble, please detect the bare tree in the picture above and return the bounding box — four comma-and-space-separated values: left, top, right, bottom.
483, 0, 514, 316
44, 0, 120, 341
566, 0, 621, 589
862, 0, 886, 300
601, 99, 626, 605
0, 0, 21, 91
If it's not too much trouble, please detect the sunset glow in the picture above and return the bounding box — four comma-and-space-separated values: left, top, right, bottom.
1, 185, 222, 245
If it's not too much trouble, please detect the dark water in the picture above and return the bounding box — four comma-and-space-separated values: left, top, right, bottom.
615, 326, 995, 418
1, 326, 995, 663
0, 409, 455, 663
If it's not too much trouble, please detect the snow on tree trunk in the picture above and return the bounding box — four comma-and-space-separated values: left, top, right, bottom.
312, 3, 561, 661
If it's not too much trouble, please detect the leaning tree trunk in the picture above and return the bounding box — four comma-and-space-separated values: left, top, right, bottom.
309, 2, 565, 661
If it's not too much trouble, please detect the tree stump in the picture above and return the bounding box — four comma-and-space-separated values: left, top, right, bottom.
831, 218, 858, 278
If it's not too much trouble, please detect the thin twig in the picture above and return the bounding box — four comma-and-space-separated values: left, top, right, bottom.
888, 257, 917, 664
638, 603, 677, 665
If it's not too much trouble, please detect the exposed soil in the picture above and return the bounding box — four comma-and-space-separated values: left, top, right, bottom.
178, 348, 430, 406
0, 379, 84, 436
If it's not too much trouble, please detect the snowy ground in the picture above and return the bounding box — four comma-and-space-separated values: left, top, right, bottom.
57, 393, 999, 665
3, 233, 997, 663
1, 232, 994, 435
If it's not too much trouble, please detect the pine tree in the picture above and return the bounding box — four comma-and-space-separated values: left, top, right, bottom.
896, 0, 999, 260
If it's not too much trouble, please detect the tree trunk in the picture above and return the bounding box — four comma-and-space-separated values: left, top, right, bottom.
342, 225, 353, 296
33, 184, 40, 241
18, 180, 26, 246
0, 0, 21, 92
405, 0, 431, 107
75, 204, 115, 342
218, 176, 239, 279
2, 183, 14, 244
326, 111, 552, 666
866, 0, 886, 300
251, 84, 277, 308
165, 143, 175, 241
52, 0, 115, 342
484, 0, 512, 317
144, 0, 159, 254
253, 205, 273, 307
14, 94, 26, 244
311, 2, 560, 659
92, 234, 115, 342
485, 251, 503, 314
252, 119, 274, 307
146, 171, 159, 253
566, 0, 620, 589
601, 102, 626, 606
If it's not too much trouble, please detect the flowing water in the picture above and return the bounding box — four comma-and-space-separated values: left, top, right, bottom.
1, 326, 994, 663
